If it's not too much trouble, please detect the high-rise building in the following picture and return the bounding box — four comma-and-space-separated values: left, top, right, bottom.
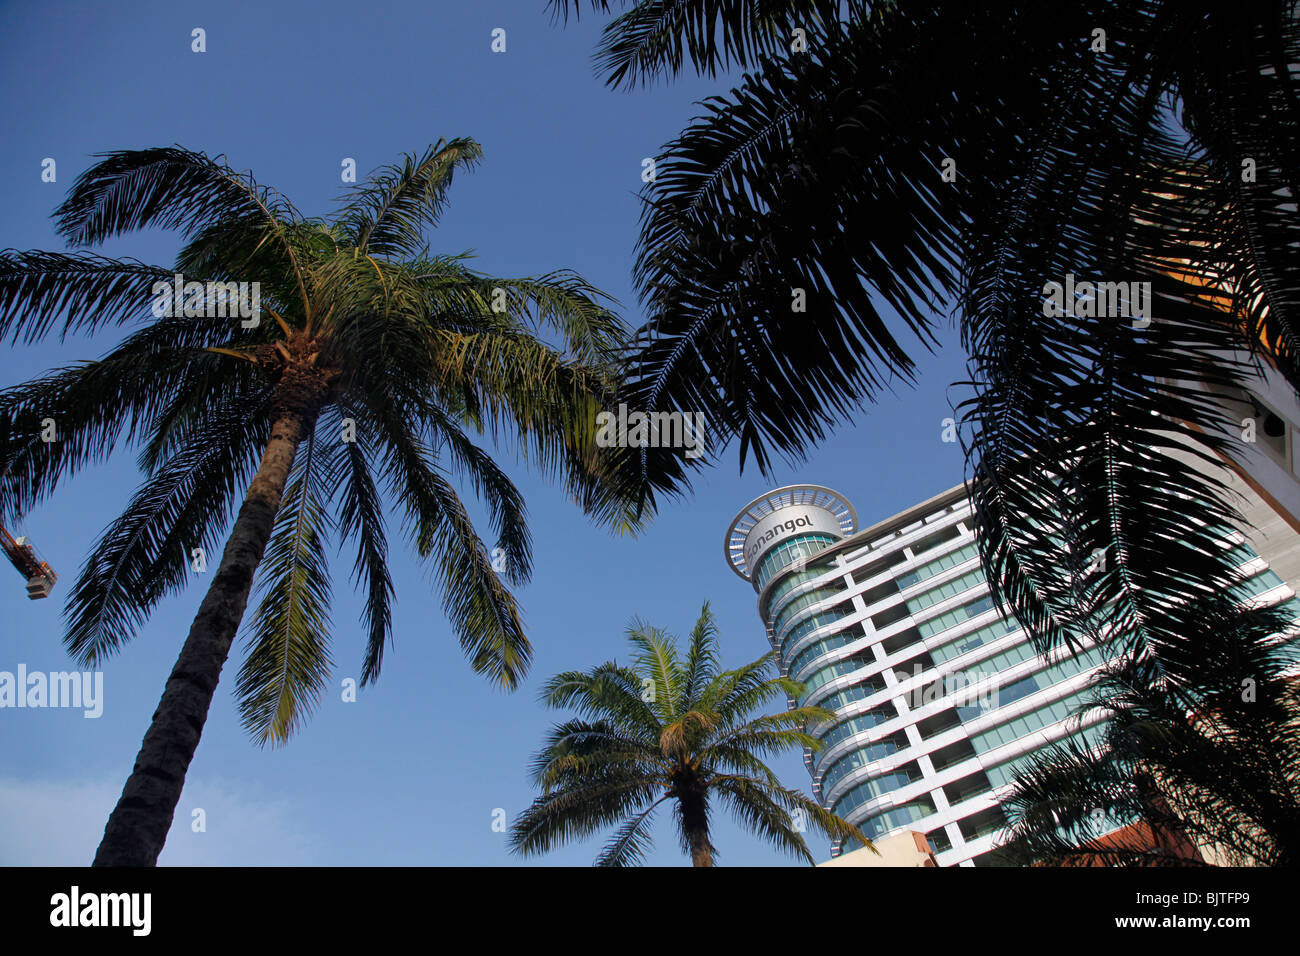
724, 481, 1300, 867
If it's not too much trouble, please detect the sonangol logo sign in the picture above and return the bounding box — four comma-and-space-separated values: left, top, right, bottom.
745, 513, 815, 564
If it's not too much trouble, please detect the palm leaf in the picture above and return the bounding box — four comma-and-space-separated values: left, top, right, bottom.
63, 392, 270, 663
337, 139, 483, 259
235, 426, 337, 745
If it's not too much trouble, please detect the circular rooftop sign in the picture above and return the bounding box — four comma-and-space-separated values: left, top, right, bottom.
723, 485, 857, 580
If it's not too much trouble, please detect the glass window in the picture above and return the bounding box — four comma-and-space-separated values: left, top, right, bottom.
848, 796, 938, 840
754, 534, 839, 590
779, 612, 845, 659
894, 543, 979, 591
816, 705, 898, 753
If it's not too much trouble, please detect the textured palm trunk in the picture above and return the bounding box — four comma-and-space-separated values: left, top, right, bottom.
92, 403, 314, 866
679, 790, 714, 868
687, 833, 714, 867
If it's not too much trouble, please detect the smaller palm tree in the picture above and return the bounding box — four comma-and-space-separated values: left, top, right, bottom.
509, 603, 865, 866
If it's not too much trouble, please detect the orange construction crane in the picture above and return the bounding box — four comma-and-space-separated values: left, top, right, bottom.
0, 521, 56, 599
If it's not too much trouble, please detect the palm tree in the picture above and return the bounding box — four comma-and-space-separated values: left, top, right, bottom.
0, 141, 689, 866
553, 0, 1300, 662
509, 603, 865, 865
1000, 595, 1300, 866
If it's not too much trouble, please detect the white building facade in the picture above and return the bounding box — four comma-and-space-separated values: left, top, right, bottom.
725, 483, 1300, 867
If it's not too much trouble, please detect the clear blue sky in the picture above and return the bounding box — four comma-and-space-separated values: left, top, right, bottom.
0, 0, 970, 866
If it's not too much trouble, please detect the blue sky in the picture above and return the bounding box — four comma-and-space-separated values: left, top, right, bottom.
0, 0, 970, 866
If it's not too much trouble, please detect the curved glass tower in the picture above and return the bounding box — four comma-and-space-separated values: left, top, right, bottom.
724, 484, 858, 589
727, 482, 1300, 865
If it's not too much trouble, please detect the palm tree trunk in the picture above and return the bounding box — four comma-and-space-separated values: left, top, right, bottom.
92, 403, 315, 866
688, 833, 714, 867
679, 791, 714, 867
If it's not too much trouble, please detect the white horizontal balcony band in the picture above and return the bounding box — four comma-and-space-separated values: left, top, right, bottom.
771, 591, 857, 652
819, 550, 983, 630
758, 557, 855, 619
790, 558, 1000, 686
821, 703, 1109, 810
790, 631, 878, 685
782, 607, 869, 667
801, 605, 1006, 712
845, 785, 1006, 853
785, 580, 987, 697
801, 615, 1037, 717
771, 525, 978, 640
878, 636, 1102, 724
824, 667, 1110, 815
782, 556, 997, 667
811, 653, 1101, 780
838, 508, 971, 570
937, 831, 1002, 868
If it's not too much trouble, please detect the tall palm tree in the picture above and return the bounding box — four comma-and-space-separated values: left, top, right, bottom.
553, 0, 1300, 662
1000, 595, 1300, 866
509, 603, 865, 865
0, 141, 689, 866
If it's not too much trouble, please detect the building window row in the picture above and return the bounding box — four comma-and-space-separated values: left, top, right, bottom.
967, 685, 1099, 755
753, 534, 839, 590
765, 565, 834, 617
812, 672, 889, 710
903, 521, 965, 559
830, 763, 924, 818
893, 542, 980, 592
815, 705, 898, 754
818, 732, 910, 796
917, 594, 999, 638
779, 611, 849, 660
844, 795, 938, 842
957, 642, 1110, 724
927, 615, 1023, 666
773, 585, 846, 637
797, 650, 875, 699
981, 722, 1109, 791
950, 639, 1041, 689
860, 569, 988, 638
907, 568, 987, 613
788, 628, 863, 680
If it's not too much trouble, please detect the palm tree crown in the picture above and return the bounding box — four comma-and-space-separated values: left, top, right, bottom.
509, 602, 865, 865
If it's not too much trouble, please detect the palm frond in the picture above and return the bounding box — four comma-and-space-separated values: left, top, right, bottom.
595, 796, 669, 866
626, 6, 966, 472
538, 662, 663, 740
626, 618, 683, 717
0, 250, 175, 344
0, 343, 224, 521
455, 270, 627, 364
62, 393, 269, 663
571, 0, 844, 88
529, 717, 664, 789
681, 600, 720, 705
54, 146, 302, 247
337, 140, 483, 259
1003, 596, 1300, 866
960, 7, 1263, 659
361, 399, 530, 688
327, 404, 394, 686
509, 770, 662, 856
235, 427, 337, 746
